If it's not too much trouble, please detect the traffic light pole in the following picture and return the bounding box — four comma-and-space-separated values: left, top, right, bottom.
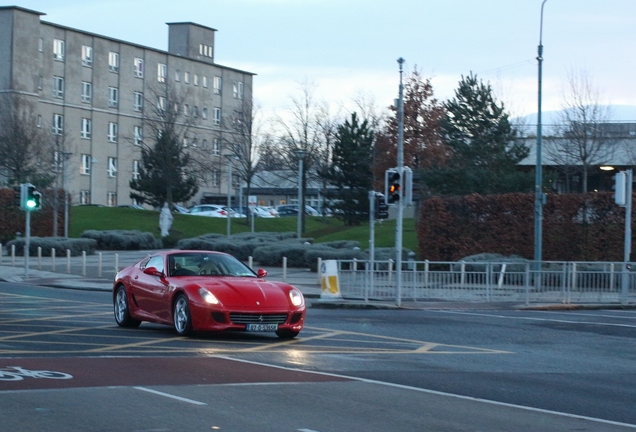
368, 190, 375, 303
24, 210, 31, 278
395, 57, 405, 307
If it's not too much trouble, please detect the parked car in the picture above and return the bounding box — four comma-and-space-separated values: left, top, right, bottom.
188, 205, 228, 218
172, 204, 190, 214
275, 204, 320, 217
113, 250, 306, 338
117, 204, 145, 210
249, 206, 280, 218
228, 207, 247, 218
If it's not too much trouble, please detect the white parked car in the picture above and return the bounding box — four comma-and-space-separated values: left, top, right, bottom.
188, 205, 228, 218
250, 206, 280, 218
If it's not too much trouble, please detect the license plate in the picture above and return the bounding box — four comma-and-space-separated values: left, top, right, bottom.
246, 323, 278, 332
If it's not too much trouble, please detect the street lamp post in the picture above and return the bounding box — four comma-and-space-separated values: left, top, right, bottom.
293, 149, 307, 239
395, 57, 405, 307
225, 154, 239, 237
534, 0, 548, 265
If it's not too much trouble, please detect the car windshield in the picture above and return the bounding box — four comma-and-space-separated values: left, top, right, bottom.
168, 252, 257, 278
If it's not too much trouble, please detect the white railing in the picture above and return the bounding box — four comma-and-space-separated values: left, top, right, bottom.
336, 260, 636, 305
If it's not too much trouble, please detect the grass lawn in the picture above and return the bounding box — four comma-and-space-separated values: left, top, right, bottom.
69, 206, 419, 255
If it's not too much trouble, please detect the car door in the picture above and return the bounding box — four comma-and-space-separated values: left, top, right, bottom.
133, 255, 172, 323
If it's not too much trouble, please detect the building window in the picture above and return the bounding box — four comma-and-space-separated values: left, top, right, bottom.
213, 107, 221, 125
52, 114, 64, 135
134, 126, 143, 145
158, 96, 167, 113
184, 72, 190, 84
81, 45, 93, 67
38, 38, 43, 52
132, 160, 141, 180
213, 76, 222, 94
199, 43, 213, 58
202, 139, 208, 149
202, 107, 208, 119
194, 74, 199, 86
107, 192, 117, 207
37, 115, 42, 128
53, 76, 64, 98
53, 39, 64, 61
81, 154, 91, 175
134, 58, 144, 78
108, 122, 118, 143
38, 76, 43, 90
212, 138, 220, 156
80, 118, 92, 139
211, 170, 220, 187
109, 52, 119, 72
193, 106, 199, 118
80, 190, 90, 204
203, 76, 208, 88
134, 92, 143, 111
158, 63, 167, 83
108, 157, 118, 177
175, 70, 180, 82
233, 81, 244, 99
81, 81, 92, 103
108, 87, 119, 108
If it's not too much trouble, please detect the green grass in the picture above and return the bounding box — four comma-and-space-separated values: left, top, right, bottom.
69, 206, 419, 254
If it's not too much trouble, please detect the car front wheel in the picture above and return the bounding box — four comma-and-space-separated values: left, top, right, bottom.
114, 285, 141, 328
173, 294, 193, 336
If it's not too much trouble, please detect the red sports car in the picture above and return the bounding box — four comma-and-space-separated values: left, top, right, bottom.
112, 250, 306, 338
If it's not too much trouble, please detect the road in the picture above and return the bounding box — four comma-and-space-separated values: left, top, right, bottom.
0, 282, 635, 431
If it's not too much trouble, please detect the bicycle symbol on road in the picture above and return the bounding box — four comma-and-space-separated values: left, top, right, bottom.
0, 366, 73, 381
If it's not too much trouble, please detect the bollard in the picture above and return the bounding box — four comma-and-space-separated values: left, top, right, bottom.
11, 245, 16, 267
66, 249, 71, 274
82, 251, 87, 276
317, 257, 322, 284
115, 253, 119, 274
0, 242, 2, 266
248, 256, 253, 269
283, 257, 287, 282
52, 248, 56, 271
98, 252, 103, 278
37, 247, 42, 270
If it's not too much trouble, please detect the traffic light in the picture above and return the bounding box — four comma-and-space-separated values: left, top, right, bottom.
13, 186, 21, 207
374, 193, 389, 220
385, 169, 401, 204
21, 183, 42, 211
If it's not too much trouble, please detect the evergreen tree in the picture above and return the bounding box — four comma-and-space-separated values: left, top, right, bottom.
422, 72, 533, 195
130, 127, 198, 208
326, 113, 374, 226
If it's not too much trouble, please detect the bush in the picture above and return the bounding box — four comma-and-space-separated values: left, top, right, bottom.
5, 237, 97, 257
306, 247, 365, 271
80, 230, 162, 250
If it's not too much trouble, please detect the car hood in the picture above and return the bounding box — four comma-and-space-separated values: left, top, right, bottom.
189, 277, 294, 308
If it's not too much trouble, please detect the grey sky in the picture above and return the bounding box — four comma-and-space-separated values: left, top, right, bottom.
8, 0, 636, 120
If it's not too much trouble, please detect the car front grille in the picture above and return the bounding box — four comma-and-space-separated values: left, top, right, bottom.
229, 313, 288, 324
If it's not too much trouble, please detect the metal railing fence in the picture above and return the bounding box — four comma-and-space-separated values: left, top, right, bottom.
336, 259, 636, 305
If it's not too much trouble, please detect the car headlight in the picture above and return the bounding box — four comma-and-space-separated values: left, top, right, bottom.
289, 289, 304, 307
198, 287, 219, 304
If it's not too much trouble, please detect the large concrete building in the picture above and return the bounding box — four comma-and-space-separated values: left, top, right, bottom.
0, 6, 254, 207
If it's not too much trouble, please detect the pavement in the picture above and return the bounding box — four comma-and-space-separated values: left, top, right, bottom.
1, 256, 634, 311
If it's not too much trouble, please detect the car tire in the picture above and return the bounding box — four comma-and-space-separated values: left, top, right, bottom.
114, 285, 141, 328
173, 294, 193, 336
275, 329, 299, 339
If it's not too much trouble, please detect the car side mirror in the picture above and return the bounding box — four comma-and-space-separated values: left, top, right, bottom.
256, 268, 267, 278
143, 266, 164, 277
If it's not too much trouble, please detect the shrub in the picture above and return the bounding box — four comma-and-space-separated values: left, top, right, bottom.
305, 247, 365, 271
81, 230, 162, 250
5, 237, 97, 257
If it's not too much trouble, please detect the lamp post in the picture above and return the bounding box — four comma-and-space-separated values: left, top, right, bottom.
395, 57, 405, 307
293, 149, 307, 239
534, 0, 548, 265
225, 154, 239, 237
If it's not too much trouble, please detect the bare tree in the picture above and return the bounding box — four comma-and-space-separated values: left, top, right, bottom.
0, 95, 49, 186
547, 70, 615, 193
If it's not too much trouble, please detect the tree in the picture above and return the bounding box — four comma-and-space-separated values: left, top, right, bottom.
326, 113, 374, 225
373, 69, 447, 190
129, 89, 198, 207
422, 72, 532, 196
546, 70, 615, 193
0, 95, 50, 186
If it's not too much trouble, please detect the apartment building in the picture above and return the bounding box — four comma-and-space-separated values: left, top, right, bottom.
0, 6, 254, 206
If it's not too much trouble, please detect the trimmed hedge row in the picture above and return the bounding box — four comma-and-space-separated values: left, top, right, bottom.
5, 237, 97, 257
81, 230, 162, 250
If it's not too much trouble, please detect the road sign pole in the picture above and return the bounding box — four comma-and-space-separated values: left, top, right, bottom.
24, 210, 31, 278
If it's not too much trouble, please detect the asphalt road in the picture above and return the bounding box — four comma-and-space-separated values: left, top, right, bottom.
1, 282, 635, 431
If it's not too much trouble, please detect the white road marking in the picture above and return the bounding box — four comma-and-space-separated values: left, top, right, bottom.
217, 355, 636, 430
431, 310, 636, 328
133, 386, 207, 405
